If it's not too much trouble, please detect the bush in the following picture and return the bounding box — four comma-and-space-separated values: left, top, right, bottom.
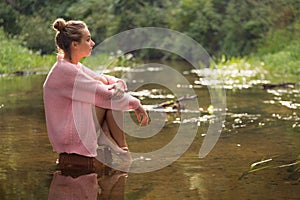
0, 28, 55, 74
18, 15, 56, 54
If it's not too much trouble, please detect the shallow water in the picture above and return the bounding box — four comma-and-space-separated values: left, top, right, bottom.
0, 63, 299, 199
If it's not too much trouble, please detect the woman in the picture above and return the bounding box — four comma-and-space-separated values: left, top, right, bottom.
43, 18, 149, 172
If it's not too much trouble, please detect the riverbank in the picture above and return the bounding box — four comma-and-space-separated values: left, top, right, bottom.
0, 28, 299, 84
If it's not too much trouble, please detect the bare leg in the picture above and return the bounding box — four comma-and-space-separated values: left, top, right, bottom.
106, 110, 128, 150
95, 107, 118, 146
101, 120, 118, 146
95, 107, 128, 150
95, 106, 106, 125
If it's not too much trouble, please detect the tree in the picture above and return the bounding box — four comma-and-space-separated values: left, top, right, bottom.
0, 1, 20, 35
168, 0, 221, 56
219, 0, 271, 56
3, 0, 79, 54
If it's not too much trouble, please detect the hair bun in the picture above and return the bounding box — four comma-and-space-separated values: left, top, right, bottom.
53, 18, 66, 32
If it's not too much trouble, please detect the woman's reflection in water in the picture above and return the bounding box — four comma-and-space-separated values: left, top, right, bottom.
48, 149, 128, 200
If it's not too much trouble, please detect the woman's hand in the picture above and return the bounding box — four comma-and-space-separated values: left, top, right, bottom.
134, 105, 149, 126
95, 75, 109, 85
109, 81, 125, 98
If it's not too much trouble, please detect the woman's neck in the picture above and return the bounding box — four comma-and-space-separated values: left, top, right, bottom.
64, 57, 79, 65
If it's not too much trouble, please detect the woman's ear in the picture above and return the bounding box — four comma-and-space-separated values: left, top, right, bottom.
71, 41, 79, 48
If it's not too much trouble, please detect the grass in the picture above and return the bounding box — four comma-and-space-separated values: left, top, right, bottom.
0, 29, 55, 74
215, 42, 300, 84
1, 26, 299, 84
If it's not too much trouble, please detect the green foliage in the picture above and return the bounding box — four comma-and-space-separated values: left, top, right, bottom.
256, 29, 294, 55
252, 21, 300, 81
0, 1, 21, 35
0, 0, 300, 78
0, 28, 55, 74
168, 0, 221, 55
18, 15, 55, 54
219, 0, 271, 57
260, 42, 300, 76
66, 0, 171, 45
65, 0, 114, 44
2, 0, 78, 54
2, 0, 300, 58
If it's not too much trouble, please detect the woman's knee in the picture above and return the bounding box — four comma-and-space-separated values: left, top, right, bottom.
95, 107, 107, 124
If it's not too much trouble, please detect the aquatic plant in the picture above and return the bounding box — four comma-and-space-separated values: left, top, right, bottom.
239, 156, 300, 181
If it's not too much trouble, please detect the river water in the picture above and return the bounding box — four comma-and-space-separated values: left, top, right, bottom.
0, 62, 299, 199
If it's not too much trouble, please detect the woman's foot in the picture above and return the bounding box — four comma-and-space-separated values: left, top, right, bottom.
120, 147, 129, 151
98, 133, 128, 155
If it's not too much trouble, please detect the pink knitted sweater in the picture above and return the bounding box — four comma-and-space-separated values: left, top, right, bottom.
43, 59, 140, 157
48, 171, 98, 199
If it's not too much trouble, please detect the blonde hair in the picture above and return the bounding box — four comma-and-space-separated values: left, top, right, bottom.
52, 18, 87, 61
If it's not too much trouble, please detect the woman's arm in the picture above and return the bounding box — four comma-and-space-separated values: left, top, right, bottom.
94, 75, 109, 85
45, 61, 140, 111
81, 64, 127, 90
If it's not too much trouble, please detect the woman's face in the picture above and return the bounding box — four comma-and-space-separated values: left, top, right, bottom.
78, 28, 95, 58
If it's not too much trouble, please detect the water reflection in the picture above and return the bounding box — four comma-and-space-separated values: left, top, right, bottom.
49, 166, 127, 200
49, 172, 99, 200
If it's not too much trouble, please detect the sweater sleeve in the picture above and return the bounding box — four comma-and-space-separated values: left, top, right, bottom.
74, 68, 140, 110
81, 64, 127, 90
47, 61, 140, 110
103, 74, 128, 90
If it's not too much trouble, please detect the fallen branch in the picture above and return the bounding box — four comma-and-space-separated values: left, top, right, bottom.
262, 82, 299, 90
153, 95, 198, 109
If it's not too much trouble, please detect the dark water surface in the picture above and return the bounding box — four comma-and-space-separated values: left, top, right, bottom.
0, 63, 299, 199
